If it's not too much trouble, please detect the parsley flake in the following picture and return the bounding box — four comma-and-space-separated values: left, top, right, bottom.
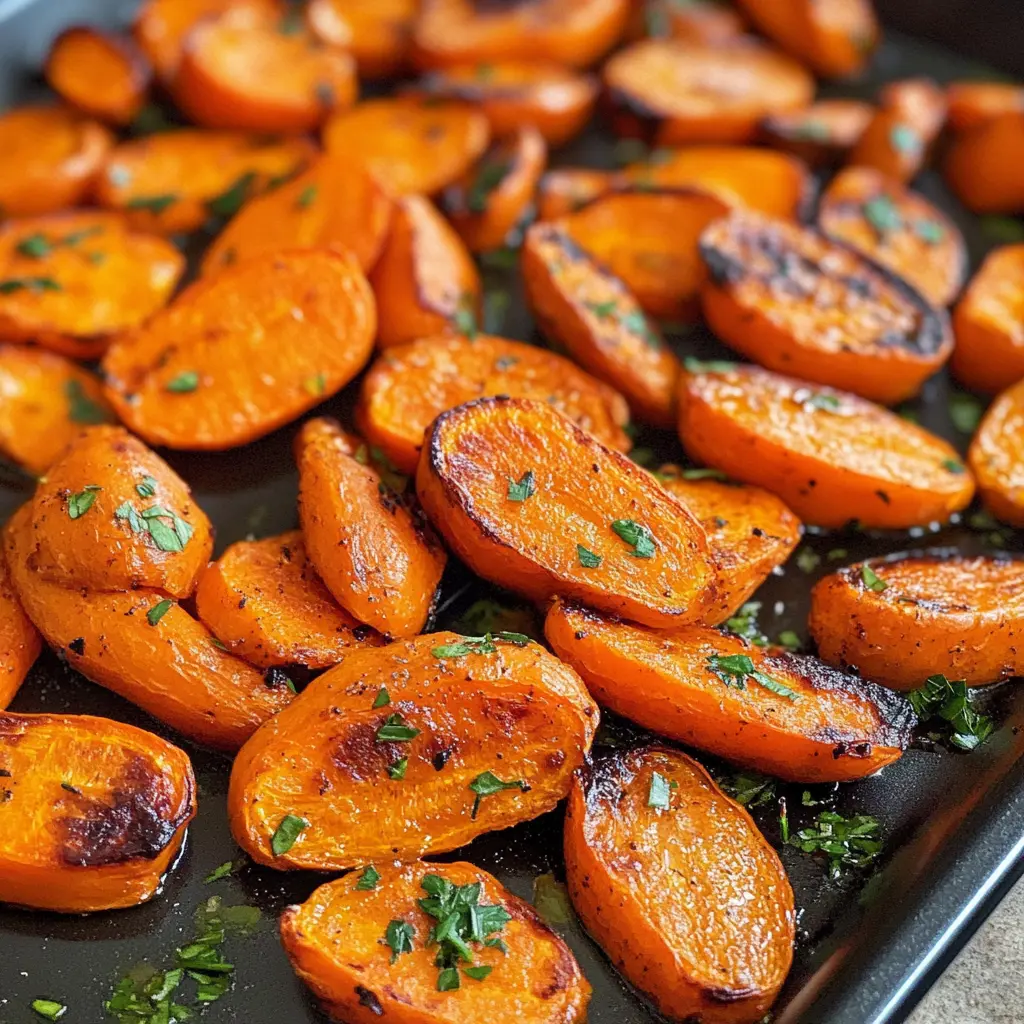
466, 159, 512, 213
64, 379, 109, 425
611, 518, 656, 558
942, 458, 965, 474
270, 814, 308, 856
67, 485, 101, 519
716, 770, 777, 808
372, 686, 391, 708
909, 674, 994, 751
949, 393, 984, 434
125, 193, 178, 214
296, 184, 318, 209
116, 501, 194, 552
356, 865, 381, 890
136, 475, 158, 498
647, 771, 676, 810
204, 861, 235, 883
683, 357, 737, 373
376, 713, 420, 743
706, 653, 799, 701
431, 632, 531, 658
0, 276, 61, 294
577, 544, 602, 568
507, 469, 535, 502
147, 599, 174, 626
469, 771, 528, 819
165, 371, 199, 393
452, 297, 479, 340
206, 173, 257, 219
384, 920, 415, 963
889, 124, 922, 156
860, 564, 888, 592
680, 467, 727, 480
388, 758, 409, 780
31, 1000, 66, 1021
863, 195, 902, 236
790, 810, 883, 879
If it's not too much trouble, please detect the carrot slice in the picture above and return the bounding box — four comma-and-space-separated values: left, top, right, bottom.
643, 0, 747, 44
94, 129, 315, 235
603, 38, 813, 146
201, 155, 393, 277
699, 210, 953, 404
0, 105, 113, 218
818, 167, 967, 308
952, 245, 1024, 394
564, 745, 795, 1022
560, 188, 731, 319
810, 554, 1024, 690
522, 221, 679, 426
546, 602, 913, 780
44, 28, 151, 126
443, 126, 547, 253
0, 212, 184, 361
416, 61, 599, 146
0, 712, 195, 913
281, 862, 591, 1023
417, 396, 717, 628
103, 249, 376, 450
306, 0, 417, 77
679, 365, 975, 529
297, 418, 447, 638
357, 333, 631, 473
656, 466, 801, 624
537, 168, 615, 221
228, 631, 597, 869
969, 376, 1024, 526
412, 0, 630, 70
173, 5, 357, 133
323, 97, 491, 196
946, 81, 1024, 132
0, 560, 40, 711
944, 111, 1024, 214
760, 98, 873, 167
849, 77, 947, 183
370, 195, 482, 350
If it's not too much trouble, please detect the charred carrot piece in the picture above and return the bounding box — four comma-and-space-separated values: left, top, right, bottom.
306, 0, 418, 78
643, 0, 747, 44
968, 377, 1024, 526
103, 249, 376, 451
537, 167, 615, 221
760, 99, 874, 167
947, 81, 1024, 132
944, 111, 1024, 214
0, 560, 40, 710
699, 210, 953, 404
678, 364, 975, 529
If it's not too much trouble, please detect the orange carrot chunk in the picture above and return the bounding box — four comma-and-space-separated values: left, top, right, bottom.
969, 377, 1024, 526
0, 559, 41, 711
306, 0, 417, 78
760, 99, 874, 167
944, 111, 1024, 214
946, 81, 1024, 132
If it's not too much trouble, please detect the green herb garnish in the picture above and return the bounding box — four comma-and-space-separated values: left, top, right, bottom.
67, 485, 101, 520
680, 467, 727, 480
0, 276, 61, 294
452, 296, 479, 340
725, 601, 767, 646
356, 865, 381, 890
790, 810, 883, 879
777, 630, 802, 652
31, 1000, 66, 1021
908, 674, 994, 751
125, 193, 178, 214
296, 184, 318, 209
610, 518, 656, 558
863, 195, 902, 236
531, 873, 573, 928
577, 544, 602, 568
795, 547, 821, 573
165, 371, 199, 393
647, 771, 676, 810
860, 564, 887, 592
204, 861, 235, 883
683, 357, 737, 373
146, 599, 173, 626
716, 770, 777, 808
469, 771, 527, 819
507, 470, 535, 502
64, 378, 109, 425
706, 653, 799, 701
388, 758, 409, 780
303, 372, 327, 397
466, 159, 512, 213
115, 501, 194, 553
949, 393, 984, 434
207, 173, 257, 219
384, 919, 416, 963
376, 713, 420, 743
914, 218, 945, 244
431, 632, 531, 658
136, 475, 158, 498
372, 686, 390, 708
942, 458, 965, 474
270, 814, 308, 856
889, 124, 921, 155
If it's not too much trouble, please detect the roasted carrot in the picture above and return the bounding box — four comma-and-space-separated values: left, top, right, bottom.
94, 129, 315, 235
357, 333, 631, 474
944, 111, 1024, 214
44, 27, 151, 126
952, 245, 1024, 393
306, 0, 417, 77
946, 81, 1024, 132
0, 211, 184, 361
699, 210, 953, 404
0, 346, 113, 476
323, 97, 491, 197
818, 167, 967, 307
656, 465, 801, 624
603, 38, 814, 145
0, 712, 195, 913
281, 862, 591, 1024
370, 194, 482, 350
760, 99, 874, 167
0, 105, 113, 218
201, 155, 393, 276
536, 167, 614, 221
560, 188, 731, 320
564, 745, 795, 1023
228, 631, 598, 869
678, 365, 976, 529
103, 249, 376, 450
416, 397, 718, 628
968, 376, 1024, 526
643, 0, 747, 44
522, 221, 680, 426
849, 77, 947, 183
0, 560, 40, 710
297, 418, 447, 638
415, 61, 599, 147
444, 127, 547, 253
172, 4, 357, 133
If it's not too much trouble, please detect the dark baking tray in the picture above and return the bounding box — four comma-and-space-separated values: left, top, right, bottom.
2, 2, 1024, 1022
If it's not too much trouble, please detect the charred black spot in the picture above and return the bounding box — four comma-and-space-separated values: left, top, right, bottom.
355, 986, 383, 1016
707, 985, 761, 1004
68, 637, 86, 656
833, 740, 873, 759
238, 596, 247, 609
604, 86, 663, 140
352, 624, 373, 642
264, 666, 294, 690
432, 747, 453, 771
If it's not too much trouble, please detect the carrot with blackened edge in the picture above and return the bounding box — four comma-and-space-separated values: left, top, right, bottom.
537, 167, 614, 221
944, 111, 1024, 214
306, 0, 417, 77
946, 81, 1024, 132
968, 377, 1024, 526
760, 99, 874, 167
0, 559, 40, 710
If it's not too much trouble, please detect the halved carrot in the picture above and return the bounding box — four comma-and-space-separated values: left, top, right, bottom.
297, 418, 447, 638
201, 156, 393, 276
760, 99, 873, 167
522, 221, 679, 426
644, 0, 747, 44
228, 631, 598, 869
323, 97, 491, 197
0, 105, 113, 218
0, 212, 184, 361
968, 376, 1024, 525
944, 111, 1024, 214
699, 210, 953, 404
537, 168, 614, 221
818, 167, 967, 308
0, 559, 40, 710
678, 365, 976, 529
564, 745, 795, 1023
810, 554, 1024, 690
849, 78, 947, 183
370, 195, 481, 350
103, 249, 375, 450
603, 38, 814, 145
412, 0, 631, 70
195, 530, 382, 668
0, 346, 113, 476
946, 81, 1024, 132
44, 28, 150, 126
306, 0, 417, 77
560, 188, 731, 320
444, 126, 547, 253
547, 602, 914, 780
656, 465, 801, 624
952, 245, 1024, 394
415, 61, 599, 146
417, 396, 717, 628
357, 333, 631, 473
173, 5, 357, 133
94, 129, 315, 235
735, 0, 879, 78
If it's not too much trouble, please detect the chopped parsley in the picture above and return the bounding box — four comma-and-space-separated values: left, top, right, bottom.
451, 296, 479, 340
683, 357, 737, 373
270, 814, 308, 856
469, 771, 528, 819
0, 276, 61, 294
165, 371, 199, 393
680, 467, 727, 481
372, 686, 391, 708
790, 810, 883, 879
125, 193, 178, 214
16, 225, 103, 259
795, 547, 821, 573
647, 771, 676, 810
31, 1000, 66, 1021
716, 770, 777, 808
860, 564, 888, 592
507, 470, 535, 502
384, 919, 416, 963
706, 653, 800, 701
67, 484, 101, 519
914, 218, 945, 244
889, 124, 922, 156
466, 159, 512, 214
577, 544, 602, 568
64, 379, 109, 425
388, 758, 409, 780
908, 674, 994, 751
431, 631, 531, 658
610, 518, 656, 558
206, 172, 257, 219
115, 502, 194, 553
801, 391, 841, 413
827, 548, 849, 562
356, 865, 381, 890
146, 599, 174, 626
725, 601, 768, 646
204, 861, 235, 884
136, 475, 158, 498
863, 194, 902, 236
376, 714, 420, 743
531, 873, 574, 928
949, 393, 984, 434
586, 299, 618, 318
296, 184, 318, 209
777, 630, 802, 652
303, 372, 327, 397
942, 458, 965, 474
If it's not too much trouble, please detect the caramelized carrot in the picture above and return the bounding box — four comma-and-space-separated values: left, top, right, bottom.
944, 111, 1024, 214
644, 0, 747, 44
0, 559, 40, 710
537, 167, 614, 221
699, 210, 953, 404
968, 376, 1024, 526
946, 81, 1024, 132
103, 249, 376, 450
678, 365, 975, 529
760, 99, 873, 167
546, 602, 914, 780
306, 0, 417, 77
